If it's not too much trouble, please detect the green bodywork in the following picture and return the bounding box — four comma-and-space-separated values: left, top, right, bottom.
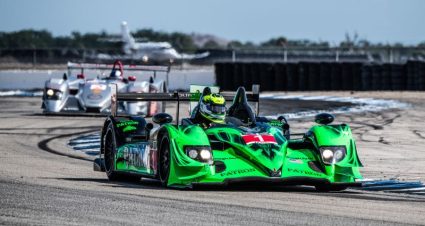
112, 118, 362, 188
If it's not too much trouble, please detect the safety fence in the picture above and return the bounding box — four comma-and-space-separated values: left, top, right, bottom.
215, 61, 425, 91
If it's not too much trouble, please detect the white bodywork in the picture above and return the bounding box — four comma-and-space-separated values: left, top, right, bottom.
42, 62, 168, 116
120, 21, 209, 62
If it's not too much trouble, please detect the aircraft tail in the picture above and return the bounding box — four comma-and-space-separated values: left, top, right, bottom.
121, 21, 136, 54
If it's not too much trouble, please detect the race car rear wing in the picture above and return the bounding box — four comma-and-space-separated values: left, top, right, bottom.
67, 62, 170, 72
111, 84, 260, 125
67, 61, 171, 83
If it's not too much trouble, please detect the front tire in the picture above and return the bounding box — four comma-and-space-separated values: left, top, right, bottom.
158, 134, 171, 187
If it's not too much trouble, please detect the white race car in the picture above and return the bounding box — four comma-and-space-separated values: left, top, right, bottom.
42, 60, 168, 116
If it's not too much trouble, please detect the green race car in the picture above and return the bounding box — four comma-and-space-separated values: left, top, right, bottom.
94, 85, 363, 191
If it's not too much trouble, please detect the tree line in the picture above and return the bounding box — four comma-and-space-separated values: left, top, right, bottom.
0, 29, 424, 52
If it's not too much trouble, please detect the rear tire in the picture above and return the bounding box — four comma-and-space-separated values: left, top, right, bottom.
158, 134, 171, 187
104, 123, 141, 182
104, 123, 119, 181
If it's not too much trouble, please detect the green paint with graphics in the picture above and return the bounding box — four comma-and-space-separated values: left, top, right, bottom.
109, 119, 363, 188
148, 121, 362, 188
109, 117, 362, 188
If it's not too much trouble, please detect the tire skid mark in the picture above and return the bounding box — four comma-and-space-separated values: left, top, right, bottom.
353, 113, 401, 144
413, 130, 425, 140
378, 137, 390, 145
37, 130, 98, 162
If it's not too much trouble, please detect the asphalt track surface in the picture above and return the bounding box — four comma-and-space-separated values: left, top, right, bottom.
1, 95, 425, 225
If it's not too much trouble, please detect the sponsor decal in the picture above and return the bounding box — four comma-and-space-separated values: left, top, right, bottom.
117, 120, 139, 132
287, 168, 322, 177
122, 143, 150, 168
241, 134, 280, 159
268, 120, 283, 127
123, 126, 137, 132
287, 156, 313, 161
90, 84, 107, 94
87, 94, 102, 100
242, 134, 277, 145
220, 168, 255, 177
189, 91, 201, 101
116, 120, 139, 128
214, 157, 237, 160
178, 92, 198, 99
288, 158, 303, 164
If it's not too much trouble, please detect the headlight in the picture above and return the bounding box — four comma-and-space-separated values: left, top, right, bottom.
55, 91, 63, 99
187, 149, 198, 159
319, 146, 346, 164
184, 146, 212, 163
45, 89, 63, 100
322, 149, 334, 163
334, 149, 345, 162
46, 89, 54, 96
199, 149, 211, 160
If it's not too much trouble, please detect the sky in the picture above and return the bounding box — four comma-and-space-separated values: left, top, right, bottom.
0, 0, 424, 45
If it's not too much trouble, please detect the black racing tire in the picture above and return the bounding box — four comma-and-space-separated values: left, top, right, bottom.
158, 133, 171, 187
104, 123, 141, 182
104, 123, 119, 181
315, 184, 348, 192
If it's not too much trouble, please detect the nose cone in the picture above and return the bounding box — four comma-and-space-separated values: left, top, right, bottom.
233, 131, 285, 176
82, 83, 112, 109
45, 100, 63, 112
245, 142, 285, 175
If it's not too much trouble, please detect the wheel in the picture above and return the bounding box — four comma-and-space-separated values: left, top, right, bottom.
315, 184, 348, 192
104, 123, 141, 182
158, 134, 171, 187
104, 123, 119, 181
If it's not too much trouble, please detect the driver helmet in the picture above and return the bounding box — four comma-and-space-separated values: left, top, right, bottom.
110, 69, 122, 78
199, 93, 226, 124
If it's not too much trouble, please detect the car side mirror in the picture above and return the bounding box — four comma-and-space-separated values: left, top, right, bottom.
145, 122, 153, 139
152, 113, 173, 125
315, 113, 334, 125
278, 115, 290, 139
128, 76, 136, 82
63, 73, 68, 80
77, 74, 85, 79
145, 122, 153, 130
